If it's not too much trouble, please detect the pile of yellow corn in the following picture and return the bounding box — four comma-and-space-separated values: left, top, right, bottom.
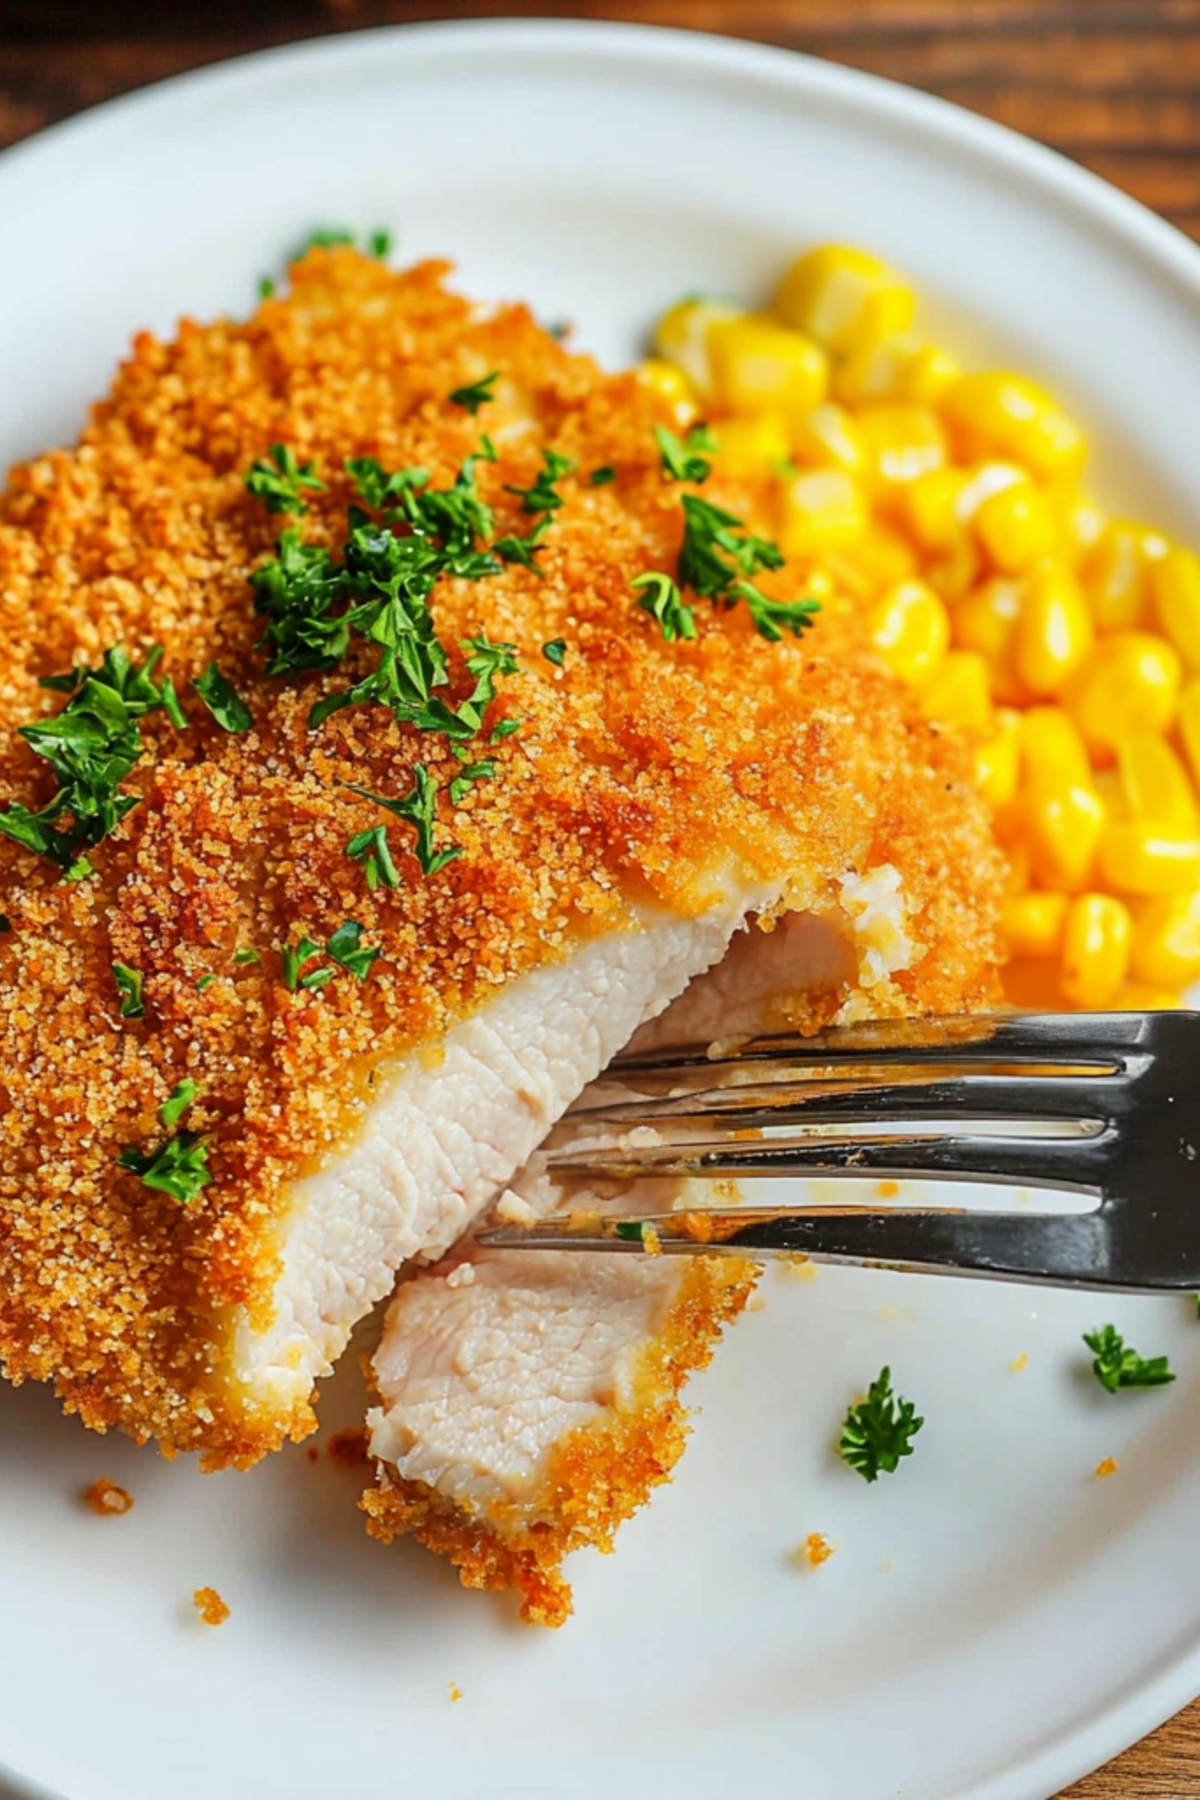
643, 245, 1200, 1013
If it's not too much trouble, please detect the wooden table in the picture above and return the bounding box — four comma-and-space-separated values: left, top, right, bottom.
1, 2, 1199, 1793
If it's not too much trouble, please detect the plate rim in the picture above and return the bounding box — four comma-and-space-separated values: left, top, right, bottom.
3, 18, 1200, 1800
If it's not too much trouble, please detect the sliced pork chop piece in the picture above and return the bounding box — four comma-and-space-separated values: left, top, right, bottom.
363, 860, 998, 1624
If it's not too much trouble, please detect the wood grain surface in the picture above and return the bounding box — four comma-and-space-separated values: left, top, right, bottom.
1, 2, 1199, 1793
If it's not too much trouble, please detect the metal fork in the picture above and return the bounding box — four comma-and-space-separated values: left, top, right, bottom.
475, 1011, 1200, 1292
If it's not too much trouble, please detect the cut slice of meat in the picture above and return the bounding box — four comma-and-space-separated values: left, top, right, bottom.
0, 246, 1000, 1465
362, 865, 997, 1624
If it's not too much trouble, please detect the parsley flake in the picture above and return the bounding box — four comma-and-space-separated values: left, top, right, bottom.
542, 639, 567, 666
118, 1131, 210, 1205
118, 1080, 209, 1204
193, 663, 253, 734
494, 518, 550, 574
589, 466, 615, 487
346, 824, 402, 891
245, 444, 325, 516
233, 946, 260, 965
654, 422, 717, 484
678, 494, 820, 643
0, 646, 184, 876
159, 1079, 197, 1131
448, 759, 496, 806
449, 371, 500, 414
281, 936, 330, 992
196, 974, 216, 992
112, 962, 145, 1020
838, 1367, 924, 1483
632, 571, 697, 643
326, 919, 381, 982
505, 448, 575, 516
368, 228, 392, 259
1084, 1325, 1177, 1394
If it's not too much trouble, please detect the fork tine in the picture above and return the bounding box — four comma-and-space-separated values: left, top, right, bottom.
545, 1127, 1114, 1190
611, 1011, 1146, 1076
567, 1071, 1120, 1130
476, 1207, 1116, 1288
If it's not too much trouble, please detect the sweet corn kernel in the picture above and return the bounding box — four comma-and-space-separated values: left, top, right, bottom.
1082, 519, 1167, 631
1018, 706, 1092, 790
952, 577, 1025, 703
1097, 822, 1200, 895
900, 467, 969, 554
824, 521, 917, 602
1152, 545, 1200, 671
1003, 890, 1068, 959
773, 245, 915, 355
1178, 678, 1200, 790
833, 333, 925, 407
635, 358, 698, 426
711, 412, 791, 480
955, 461, 1028, 528
918, 650, 993, 732
1056, 494, 1108, 568
942, 371, 1087, 482
924, 538, 984, 606
855, 404, 947, 495
654, 297, 743, 398
1060, 894, 1132, 1006
779, 469, 869, 559
1116, 733, 1198, 826
708, 315, 828, 416
867, 579, 950, 685
789, 402, 868, 477
975, 480, 1056, 573
1013, 562, 1094, 698
975, 709, 1021, 807
900, 344, 961, 407
1021, 777, 1104, 891
1130, 890, 1200, 988
1065, 632, 1182, 757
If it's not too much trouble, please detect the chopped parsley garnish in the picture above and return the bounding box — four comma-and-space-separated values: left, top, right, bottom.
258, 277, 276, 300
1084, 1325, 1177, 1394
251, 531, 346, 678
193, 663, 253, 733
282, 923, 380, 990
654, 423, 717, 484
346, 823, 402, 891
350, 765, 461, 877
196, 974, 216, 992
678, 494, 819, 643
542, 639, 567, 666
233, 946, 260, 965
632, 571, 697, 643
448, 759, 496, 806
118, 1080, 209, 1204
245, 444, 325, 516
159, 1079, 197, 1130
838, 1367, 924, 1483
0, 645, 183, 875
505, 448, 575, 516
590, 466, 615, 486
282, 936, 331, 992
494, 518, 550, 574
449, 371, 500, 414
0, 915, 10, 933
113, 962, 145, 1020
326, 919, 381, 982
299, 226, 391, 259
615, 1220, 650, 1242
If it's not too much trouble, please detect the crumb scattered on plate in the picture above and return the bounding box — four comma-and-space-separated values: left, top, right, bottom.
1010, 1353, 1029, 1374
1094, 1456, 1119, 1479
327, 1428, 370, 1468
448, 1683, 463, 1703
193, 1586, 230, 1627
83, 1478, 133, 1516
796, 1532, 835, 1569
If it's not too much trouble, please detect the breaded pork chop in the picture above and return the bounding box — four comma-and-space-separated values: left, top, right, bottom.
0, 248, 1000, 1467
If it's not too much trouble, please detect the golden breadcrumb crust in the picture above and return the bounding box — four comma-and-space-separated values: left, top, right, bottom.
0, 250, 1002, 1464
361, 1255, 758, 1625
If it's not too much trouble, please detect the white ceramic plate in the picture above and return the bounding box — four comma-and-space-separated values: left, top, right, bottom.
3, 22, 1200, 1800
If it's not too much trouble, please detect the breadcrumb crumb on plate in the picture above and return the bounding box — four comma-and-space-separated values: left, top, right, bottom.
82, 1478, 133, 1516
192, 1587, 230, 1627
